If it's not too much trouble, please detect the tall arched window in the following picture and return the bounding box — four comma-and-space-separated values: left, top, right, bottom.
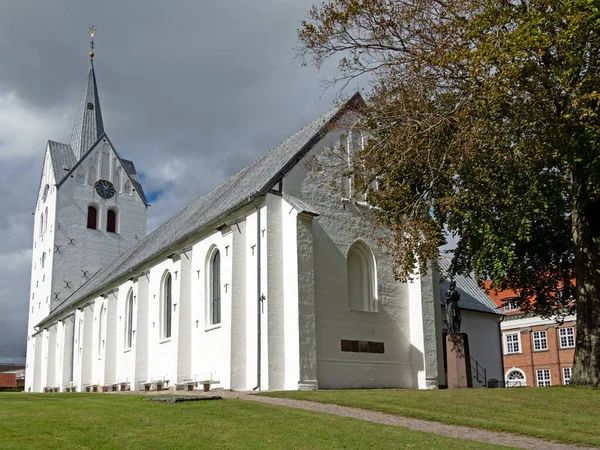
44, 207, 48, 233
124, 180, 132, 195
39, 213, 44, 237
208, 249, 221, 325
98, 303, 105, 359
124, 291, 134, 350
347, 241, 377, 312
87, 205, 98, 230
107, 209, 117, 233
161, 272, 172, 339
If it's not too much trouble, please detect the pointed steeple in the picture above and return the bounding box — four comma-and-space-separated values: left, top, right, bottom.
70, 29, 104, 159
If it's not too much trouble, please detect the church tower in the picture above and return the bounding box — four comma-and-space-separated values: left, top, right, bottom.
25, 30, 148, 392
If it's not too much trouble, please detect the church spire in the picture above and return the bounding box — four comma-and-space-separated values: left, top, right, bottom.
70, 26, 104, 160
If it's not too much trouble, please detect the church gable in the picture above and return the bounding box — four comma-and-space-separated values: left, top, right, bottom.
59, 134, 148, 205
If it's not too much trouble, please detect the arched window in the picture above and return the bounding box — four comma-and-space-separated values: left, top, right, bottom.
39, 213, 44, 237
87, 206, 98, 230
505, 368, 526, 387
41, 252, 46, 269
44, 207, 48, 233
124, 291, 134, 350
124, 180, 132, 195
347, 241, 377, 312
107, 209, 117, 233
161, 272, 172, 339
208, 249, 221, 325
98, 303, 105, 359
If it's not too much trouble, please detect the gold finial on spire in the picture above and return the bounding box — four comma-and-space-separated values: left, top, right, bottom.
89, 26, 96, 58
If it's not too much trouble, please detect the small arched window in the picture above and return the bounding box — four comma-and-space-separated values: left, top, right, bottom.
107, 209, 117, 233
506, 368, 526, 387
209, 249, 221, 325
347, 241, 377, 312
124, 180, 132, 195
161, 272, 172, 339
124, 291, 134, 350
87, 206, 98, 230
41, 252, 46, 269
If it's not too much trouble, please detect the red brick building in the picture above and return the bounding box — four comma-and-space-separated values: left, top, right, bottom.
0, 373, 17, 390
487, 288, 576, 387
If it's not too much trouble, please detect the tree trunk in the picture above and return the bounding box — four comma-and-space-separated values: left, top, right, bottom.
570, 172, 600, 387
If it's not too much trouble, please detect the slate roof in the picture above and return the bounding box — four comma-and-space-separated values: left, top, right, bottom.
48, 135, 148, 205
282, 193, 320, 216
48, 141, 77, 182
438, 257, 502, 315
70, 60, 104, 159
40, 94, 364, 326
121, 159, 148, 205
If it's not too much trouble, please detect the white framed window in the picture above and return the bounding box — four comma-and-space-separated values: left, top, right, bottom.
124, 291, 134, 350
505, 368, 526, 387
532, 330, 548, 351
536, 369, 551, 387
206, 247, 221, 326
563, 367, 572, 385
347, 241, 378, 312
559, 327, 575, 348
160, 272, 172, 340
504, 332, 521, 354
503, 299, 519, 312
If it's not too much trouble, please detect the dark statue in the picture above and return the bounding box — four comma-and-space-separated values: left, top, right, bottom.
445, 281, 461, 334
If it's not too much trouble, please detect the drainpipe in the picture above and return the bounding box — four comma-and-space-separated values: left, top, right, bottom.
250, 198, 262, 391
498, 314, 505, 387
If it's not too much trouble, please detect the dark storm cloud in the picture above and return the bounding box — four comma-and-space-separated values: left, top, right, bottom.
0, 0, 348, 362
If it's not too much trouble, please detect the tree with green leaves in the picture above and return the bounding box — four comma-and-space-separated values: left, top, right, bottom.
298, 0, 600, 385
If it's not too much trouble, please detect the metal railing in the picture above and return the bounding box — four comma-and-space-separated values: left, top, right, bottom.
470, 356, 487, 387
502, 380, 523, 388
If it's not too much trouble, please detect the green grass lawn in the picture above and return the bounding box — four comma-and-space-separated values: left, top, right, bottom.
261, 386, 600, 446
0, 393, 508, 449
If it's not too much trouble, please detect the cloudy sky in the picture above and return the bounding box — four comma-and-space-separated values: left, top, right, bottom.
0, 0, 351, 363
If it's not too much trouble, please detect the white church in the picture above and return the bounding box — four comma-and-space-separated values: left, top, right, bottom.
25, 51, 504, 393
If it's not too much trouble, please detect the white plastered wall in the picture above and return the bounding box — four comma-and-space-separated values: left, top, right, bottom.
51, 138, 147, 311
115, 280, 136, 385
26, 145, 58, 392
282, 123, 436, 389
450, 310, 504, 387
189, 228, 234, 389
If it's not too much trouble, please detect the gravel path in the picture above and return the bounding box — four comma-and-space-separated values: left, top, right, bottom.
224, 392, 595, 450
122, 389, 595, 449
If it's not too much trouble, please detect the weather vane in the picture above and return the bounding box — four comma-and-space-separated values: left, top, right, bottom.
89, 26, 96, 58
